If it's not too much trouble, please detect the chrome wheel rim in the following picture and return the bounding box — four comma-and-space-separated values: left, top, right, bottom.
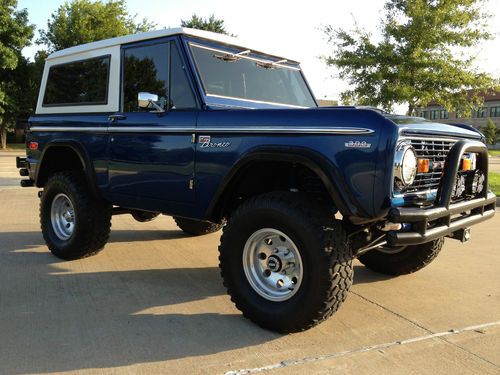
50, 193, 75, 241
243, 228, 303, 302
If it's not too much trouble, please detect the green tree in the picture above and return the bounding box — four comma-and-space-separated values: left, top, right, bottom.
39, 0, 155, 52
181, 14, 232, 35
0, 0, 34, 149
2, 55, 38, 139
482, 118, 498, 145
324, 0, 499, 114
29, 50, 49, 107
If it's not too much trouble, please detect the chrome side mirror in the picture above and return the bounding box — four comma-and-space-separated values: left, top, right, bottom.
138, 92, 158, 108
138, 92, 164, 112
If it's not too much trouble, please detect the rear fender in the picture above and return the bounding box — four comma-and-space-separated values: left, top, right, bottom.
36, 140, 101, 198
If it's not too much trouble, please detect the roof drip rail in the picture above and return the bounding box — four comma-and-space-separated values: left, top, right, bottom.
355, 106, 389, 114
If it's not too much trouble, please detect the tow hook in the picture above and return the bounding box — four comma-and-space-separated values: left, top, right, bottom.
38, 190, 43, 199
449, 228, 471, 243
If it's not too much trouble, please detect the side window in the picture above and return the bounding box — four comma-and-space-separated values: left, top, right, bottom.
170, 43, 196, 109
43, 55, 110, 106
123, 42, 169, 112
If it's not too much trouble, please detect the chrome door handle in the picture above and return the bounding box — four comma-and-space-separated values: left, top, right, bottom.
108, 114, 127, 122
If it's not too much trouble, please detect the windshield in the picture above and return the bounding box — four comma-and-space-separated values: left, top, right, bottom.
189, 43, 317, 107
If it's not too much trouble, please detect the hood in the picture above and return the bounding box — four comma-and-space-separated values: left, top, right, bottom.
385, 115, 483, 140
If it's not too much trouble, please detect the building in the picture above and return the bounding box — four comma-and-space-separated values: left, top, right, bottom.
317, 99, 338, 107
417, 89, 500, 129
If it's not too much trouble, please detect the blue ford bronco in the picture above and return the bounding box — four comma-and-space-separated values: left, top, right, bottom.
17, 28, 496, 333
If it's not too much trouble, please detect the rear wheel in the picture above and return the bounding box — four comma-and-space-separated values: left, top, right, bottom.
40, 171, 112, 260
358, 237, 444, 276
219, 192, 353, 333
174, 217, 224, 235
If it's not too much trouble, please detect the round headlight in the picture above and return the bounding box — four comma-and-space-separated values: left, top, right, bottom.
394, 143, 418, 186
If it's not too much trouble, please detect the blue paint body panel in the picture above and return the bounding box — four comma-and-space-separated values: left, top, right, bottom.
194, 108, 392, 220
25, 114, 109, 187
107, 112, 197, 207
25, 35, 485, 224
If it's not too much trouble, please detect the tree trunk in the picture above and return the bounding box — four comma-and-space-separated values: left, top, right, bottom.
0, 122, 7, 150
407, 103, 415, 116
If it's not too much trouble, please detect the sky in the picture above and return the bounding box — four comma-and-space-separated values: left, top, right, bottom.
18, 0, 500, 114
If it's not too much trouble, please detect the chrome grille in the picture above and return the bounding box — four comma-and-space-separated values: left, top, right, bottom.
406, 137, 457, 192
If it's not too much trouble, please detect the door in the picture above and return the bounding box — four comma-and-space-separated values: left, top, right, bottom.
107, 39, 198, 210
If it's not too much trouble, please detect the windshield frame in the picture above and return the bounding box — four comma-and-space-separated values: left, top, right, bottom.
181, 36, 318, 109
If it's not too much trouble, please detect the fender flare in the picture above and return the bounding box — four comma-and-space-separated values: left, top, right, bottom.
36, 140, 101, 198
205, 146, 369, 221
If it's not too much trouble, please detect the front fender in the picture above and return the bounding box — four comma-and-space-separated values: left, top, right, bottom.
205, 146, 373, 222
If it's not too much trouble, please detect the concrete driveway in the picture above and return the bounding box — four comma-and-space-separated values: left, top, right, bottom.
0, 150, 499, 374
489, 155, 500, 173
0, 150, 24, 188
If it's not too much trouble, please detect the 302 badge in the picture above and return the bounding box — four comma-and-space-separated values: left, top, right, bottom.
344, 140, 371, 148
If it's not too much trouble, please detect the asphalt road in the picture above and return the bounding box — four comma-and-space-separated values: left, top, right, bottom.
1, 150, 499, 374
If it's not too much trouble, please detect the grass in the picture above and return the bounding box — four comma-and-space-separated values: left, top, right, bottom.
489, 150, 500, 157
489, 172, 500, 196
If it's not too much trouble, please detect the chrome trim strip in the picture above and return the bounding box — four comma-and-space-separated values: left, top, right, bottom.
30, 126, 375, 135
400, 129, 481, 140
194, 127, 375, 134
30, 126, 108, 133
108, 127, 191, 133
400, 136, 459, 143
205, 94, 307, 108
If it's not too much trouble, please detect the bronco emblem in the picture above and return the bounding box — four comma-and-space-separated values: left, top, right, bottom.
199, 135, 230, 148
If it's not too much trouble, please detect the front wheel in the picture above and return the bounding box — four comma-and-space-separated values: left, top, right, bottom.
218, 192, 353, 333
40, 171, 112, 260
358, 237, 444, 276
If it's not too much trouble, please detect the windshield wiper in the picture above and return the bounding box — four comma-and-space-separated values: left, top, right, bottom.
255, 59, 288, 69
214, 49, 251, 62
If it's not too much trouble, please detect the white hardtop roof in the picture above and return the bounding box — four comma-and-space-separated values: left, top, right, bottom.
47, 27, 300, 63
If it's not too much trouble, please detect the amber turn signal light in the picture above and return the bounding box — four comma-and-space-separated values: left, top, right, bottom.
417, 158, 429, 173
461, 158, 472, 171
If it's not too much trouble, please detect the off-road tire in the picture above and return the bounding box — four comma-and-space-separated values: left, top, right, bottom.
358, 237, 444, 276
40, 171, 112, 260
174, 217, 224, 235
218, 192, 353, 333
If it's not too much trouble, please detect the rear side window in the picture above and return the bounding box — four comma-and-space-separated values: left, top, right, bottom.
43, 55, 110, 106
